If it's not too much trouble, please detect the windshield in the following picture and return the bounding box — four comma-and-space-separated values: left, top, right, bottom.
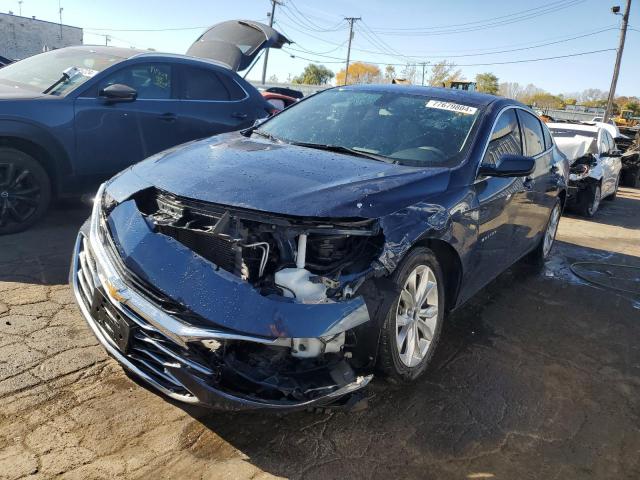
0, 48, 126, 95
257, 88, 481, 167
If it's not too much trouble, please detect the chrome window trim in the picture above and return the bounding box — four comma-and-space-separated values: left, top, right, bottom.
475, 105, 552, 181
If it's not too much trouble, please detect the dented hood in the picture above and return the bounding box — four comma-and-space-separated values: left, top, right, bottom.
121, 133, 451, 218
186, 20, 291, 72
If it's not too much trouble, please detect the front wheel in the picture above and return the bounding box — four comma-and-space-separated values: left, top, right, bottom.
377, 247, 445, 383
576, 182, 601, 217
0, 148, 51, 235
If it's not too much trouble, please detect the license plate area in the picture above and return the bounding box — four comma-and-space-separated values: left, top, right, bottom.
91, 291, 137, 353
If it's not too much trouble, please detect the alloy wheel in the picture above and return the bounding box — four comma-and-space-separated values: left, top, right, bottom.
543, 203, 561, 258
396, 264, 439, 368
0, 162, 41, 228
589, 185, 601, 216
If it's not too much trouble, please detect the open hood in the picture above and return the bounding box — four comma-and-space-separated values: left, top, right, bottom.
186, 20, 291, 72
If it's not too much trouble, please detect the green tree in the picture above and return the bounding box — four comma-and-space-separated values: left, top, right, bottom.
475, 72, 499, 94
527, 92, 565, 114
427, 61, 463, 87
564, 98, 577, 106
623, 101, 640, 116
292, 64, 334, 85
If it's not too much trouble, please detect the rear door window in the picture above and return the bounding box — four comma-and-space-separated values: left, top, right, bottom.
178, 66, 244, 101
482, 108, 522, 166
542, 122, 553, 150
517, 110, 545, 156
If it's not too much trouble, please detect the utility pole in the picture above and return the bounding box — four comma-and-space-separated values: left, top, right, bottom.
261, 0, 282, 85
343, 17, 361, 85
419, 62, 428, 86
105, 35, 111, 46
604, 0, 632, 122
18, 1, 22, 16
58, 0, 63, 40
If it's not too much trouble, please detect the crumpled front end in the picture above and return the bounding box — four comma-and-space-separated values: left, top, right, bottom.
71, 183, 378, 410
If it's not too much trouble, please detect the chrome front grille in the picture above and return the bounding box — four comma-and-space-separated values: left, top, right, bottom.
75, 235, 213, 399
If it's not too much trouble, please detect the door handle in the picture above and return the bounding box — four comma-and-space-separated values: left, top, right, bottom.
231, 112, 248, 119
158, 113, 177, 122
523, 177, 534, 190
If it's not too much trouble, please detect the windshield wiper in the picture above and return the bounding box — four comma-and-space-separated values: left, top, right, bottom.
43, 66, 80, 95
251, 129, 284, 143
289, 142, 395, 164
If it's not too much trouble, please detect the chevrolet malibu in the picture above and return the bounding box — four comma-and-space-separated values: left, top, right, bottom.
71, 85, 568, 410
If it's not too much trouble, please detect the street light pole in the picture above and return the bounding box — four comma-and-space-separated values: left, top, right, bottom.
261, 0, 281, 85
344, 17, 361, 85
604, 0, 632, 122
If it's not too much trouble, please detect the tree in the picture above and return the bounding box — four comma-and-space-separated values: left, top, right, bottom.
564, 98, 577, 106
526, 92, 565, 114
292, 64, 334, 85
268, 74, 279, 83
427, 61, 463, 87
498, 81, 522, 100
623, 101, 640, 116
400, 63, 417, 84
384, 65, 396, 83
335, 62, 382, 85
475, 72, 499, 94
579, 88, 607, 104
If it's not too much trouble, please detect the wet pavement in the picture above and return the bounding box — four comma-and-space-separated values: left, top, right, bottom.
0, 189, 639, 480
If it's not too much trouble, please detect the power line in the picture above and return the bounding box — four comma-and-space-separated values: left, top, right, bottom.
370, 0, 582, 32
282, 2, 345, 32
284, 47, 616, 67
369, 0, 587, 36
86, 26, 207, 32
287, 0, 345, 31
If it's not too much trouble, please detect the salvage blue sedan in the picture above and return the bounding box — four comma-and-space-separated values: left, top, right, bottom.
71, 85, 569, 410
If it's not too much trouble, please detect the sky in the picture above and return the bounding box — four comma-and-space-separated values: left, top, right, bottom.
1, 0, 638, 97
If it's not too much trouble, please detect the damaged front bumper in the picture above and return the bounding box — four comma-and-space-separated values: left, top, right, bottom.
70, 186, 372, 410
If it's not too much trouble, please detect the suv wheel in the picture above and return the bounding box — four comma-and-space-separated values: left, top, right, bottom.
378, 247, 444, 383
0, 147, 51, 235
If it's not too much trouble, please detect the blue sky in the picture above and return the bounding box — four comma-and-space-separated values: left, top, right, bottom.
3, 0, 638, 96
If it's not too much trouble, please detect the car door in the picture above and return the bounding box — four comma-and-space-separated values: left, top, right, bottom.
463, 108, 526, 297
171, 64, 255, 143
74, 62, 181, 176
515, 110, 554, 244
598, 129, 619, 196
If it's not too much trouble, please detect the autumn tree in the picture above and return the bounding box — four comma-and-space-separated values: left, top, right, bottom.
563, 98, 577, 106
475, 72, 499, 94
527, 92, 565, 114
292, 64, 335, 85
427, 61, 463, 87
335, 62, 382, 85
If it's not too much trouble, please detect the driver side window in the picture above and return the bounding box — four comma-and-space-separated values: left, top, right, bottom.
482, 109, 522, 166
97, 63, 173, 100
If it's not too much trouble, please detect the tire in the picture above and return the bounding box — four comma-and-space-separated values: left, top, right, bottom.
0, 147, 51, 235
377, 247, 445, 383
525, 199, 561, 266
575, 182, 601, 217
604, 175, 620, 201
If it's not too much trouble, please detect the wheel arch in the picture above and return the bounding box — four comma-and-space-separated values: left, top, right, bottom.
0, 121, 73, 197
412, 237, 463, 312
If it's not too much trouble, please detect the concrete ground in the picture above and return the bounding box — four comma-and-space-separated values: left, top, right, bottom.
0, 189, 639, 480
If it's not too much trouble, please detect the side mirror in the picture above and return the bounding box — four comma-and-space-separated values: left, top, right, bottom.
100, 84, 137, 103
478, 154, 535, 178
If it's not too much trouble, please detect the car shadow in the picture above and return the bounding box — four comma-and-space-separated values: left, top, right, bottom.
0, 200, 90, 286
150, 241, 640, 480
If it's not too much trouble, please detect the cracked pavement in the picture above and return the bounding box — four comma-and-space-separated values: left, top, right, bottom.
1, 189, 639, 480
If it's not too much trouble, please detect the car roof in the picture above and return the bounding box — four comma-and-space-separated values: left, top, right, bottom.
339, 84, 505, 107
60, 45, 231, 70
547, 122, 600, 133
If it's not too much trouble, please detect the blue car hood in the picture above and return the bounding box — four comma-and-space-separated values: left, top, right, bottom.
125, 133, 451, 218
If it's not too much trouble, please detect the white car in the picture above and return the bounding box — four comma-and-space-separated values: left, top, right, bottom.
548, 122, 622, 217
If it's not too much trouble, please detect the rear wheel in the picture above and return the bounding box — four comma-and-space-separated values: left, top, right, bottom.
377, 247, 444, 383
526, 199, 561, 266
0, 148, 51, 235
576, 182, 601, 217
